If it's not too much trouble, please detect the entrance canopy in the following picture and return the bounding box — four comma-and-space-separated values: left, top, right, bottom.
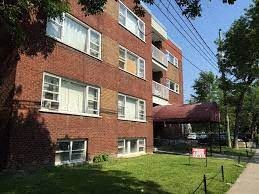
153, 102, 220, 124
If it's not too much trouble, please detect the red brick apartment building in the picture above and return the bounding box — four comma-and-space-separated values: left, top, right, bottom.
0, 0, 183, 168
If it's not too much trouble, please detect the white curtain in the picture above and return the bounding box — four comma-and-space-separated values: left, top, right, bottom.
138, 59, 145, 78
63, 16, 88, 52
60, 80, 84, 113
126, 11, 138, 35
126, 97, 137, 120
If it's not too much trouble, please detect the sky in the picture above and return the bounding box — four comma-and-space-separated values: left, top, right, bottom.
147, 0, 252, 102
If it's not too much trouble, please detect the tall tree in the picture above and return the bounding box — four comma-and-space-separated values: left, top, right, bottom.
240, 82, 259, 138
191, 71, 221, 103
219, 0, 259, 148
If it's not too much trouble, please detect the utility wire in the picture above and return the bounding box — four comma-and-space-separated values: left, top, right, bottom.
173, 0, 218, 59
167, 0, 218, 63
155, 0, 218, 71
158, 0, 218, 71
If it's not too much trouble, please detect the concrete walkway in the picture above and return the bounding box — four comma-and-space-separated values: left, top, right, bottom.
228, 148, 259, 194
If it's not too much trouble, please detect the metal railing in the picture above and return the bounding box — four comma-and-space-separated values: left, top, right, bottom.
152, 45, 168, 68
152, 81, 169, 100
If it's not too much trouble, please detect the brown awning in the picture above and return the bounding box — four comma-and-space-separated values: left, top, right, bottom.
153, 102, 220, 123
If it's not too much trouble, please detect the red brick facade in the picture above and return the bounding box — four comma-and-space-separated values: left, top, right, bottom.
0, 0, 183, 168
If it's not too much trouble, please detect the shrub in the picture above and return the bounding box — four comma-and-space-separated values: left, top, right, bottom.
102, 153, 109, 161
93, 153, 109, 163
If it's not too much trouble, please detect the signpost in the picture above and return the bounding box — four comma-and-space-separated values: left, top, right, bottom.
190, 148, 208, 167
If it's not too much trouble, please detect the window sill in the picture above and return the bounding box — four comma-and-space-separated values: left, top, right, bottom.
47, 35, 103, 62
118, 118, 147, 123
39, 109, 102, 118
168, 61, 179, 68
119, 68, 146, 81
55, 159, 86, 166
119, 23, 146, 43
168, 88, 180, 95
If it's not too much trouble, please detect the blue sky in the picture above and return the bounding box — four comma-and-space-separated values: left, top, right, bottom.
147, 0, 251, 102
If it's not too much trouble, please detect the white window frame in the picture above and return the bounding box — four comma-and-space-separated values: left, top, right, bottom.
117, 138, 146, 156
55, 139, 87, 165
166, 79, 180, 94
118, 93, 146, 122
118, 1, 145, 41
46, 13, 102, 59
167, 51, 179, 68
41, 72, 101, 117
119, 46, 145, 79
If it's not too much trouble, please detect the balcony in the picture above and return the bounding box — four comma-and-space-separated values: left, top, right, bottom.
152, 81, 169, 100
152, 45, 168, 70
151, 17, 167, 40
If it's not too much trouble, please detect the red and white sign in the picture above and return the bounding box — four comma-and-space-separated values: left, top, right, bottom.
192, 148, 207, 158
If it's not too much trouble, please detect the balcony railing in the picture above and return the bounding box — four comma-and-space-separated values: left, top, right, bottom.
152, 45, 168, 68
152, 81, 169, 100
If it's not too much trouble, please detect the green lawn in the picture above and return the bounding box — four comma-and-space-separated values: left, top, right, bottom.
211, 146, 254, 158
0, 154, 245, 194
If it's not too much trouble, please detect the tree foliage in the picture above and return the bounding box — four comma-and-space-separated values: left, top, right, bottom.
218, 0, 259, 147
191, 71, 221, 103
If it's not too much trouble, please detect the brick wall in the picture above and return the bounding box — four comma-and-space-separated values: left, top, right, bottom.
162, 40, 184, 104
6, 0, 154, 167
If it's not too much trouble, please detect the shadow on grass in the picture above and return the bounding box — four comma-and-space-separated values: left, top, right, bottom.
0, 164, 170, 194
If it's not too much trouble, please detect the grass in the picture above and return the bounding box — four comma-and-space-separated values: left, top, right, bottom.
211, 146, 255, 158
0, 154, 246, 194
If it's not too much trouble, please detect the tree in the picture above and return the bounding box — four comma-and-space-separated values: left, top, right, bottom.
239, 82, 259, 138
191, 71, 221, 103
219, 0, 259, 148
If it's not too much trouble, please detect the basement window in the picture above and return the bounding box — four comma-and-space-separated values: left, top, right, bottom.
117, 138, 146, 155
55, 140, 87, 165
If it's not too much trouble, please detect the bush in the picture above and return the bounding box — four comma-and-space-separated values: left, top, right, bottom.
93, 153, 109, 163
102, 153, 109, 161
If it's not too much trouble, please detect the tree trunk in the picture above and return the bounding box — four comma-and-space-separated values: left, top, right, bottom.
226, 111, 231, 148
250, 112, 258, 143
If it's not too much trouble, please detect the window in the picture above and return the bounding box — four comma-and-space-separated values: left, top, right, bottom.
167, 79, 180, 94
119, 1, 145, 41
167, 52, 179, 67
41, 73, 100, 116
118, 94, 146, 121
119, 46, 145, 79
55, 140, 86, 165
46, 13, 101, 59
117, 138, 145, 155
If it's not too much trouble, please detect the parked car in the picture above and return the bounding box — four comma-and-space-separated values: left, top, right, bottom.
187, 133, 197, 140
197, 132, 208, 139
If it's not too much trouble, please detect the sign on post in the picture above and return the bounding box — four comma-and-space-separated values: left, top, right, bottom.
192, 148, 207, 158
189, 148, 208, 167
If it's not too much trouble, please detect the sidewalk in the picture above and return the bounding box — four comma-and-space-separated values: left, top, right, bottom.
228, 148, 259, 194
